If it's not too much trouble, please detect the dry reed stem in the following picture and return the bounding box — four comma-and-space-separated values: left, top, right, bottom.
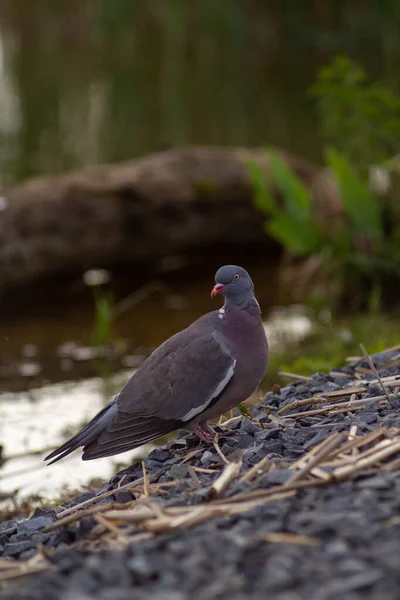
188, 466, 201, 489
0, 555, 48, 585
102, 504, 156, 523
321, 439, 396, 469
325, 386, 367, 398
289, 431, 344, 471
277, 396, 332, 415
381, 457, 400, 471
218, 415, 241, 428
329, 428, 388, 457
45, 501, 138, 531
277, 375, 400, 418
208, 460, 242, 499
211, 479, 327, 506
309, 467, 331, 481
39, 426, 400, 546
142, 462, 150, 496
239, 456, 270, 483
192, 467, 218, 474
313, 431, 395, 469
40, 422, 400, 546
286, 432, 347, 485
56, 477, 146, 518
95, 513, 129, 539
360, 343, 391, 401
277, 387, 367, 415
134, 491, 297, 534
348, 425, 358, 441
181, 449, 203, 464
374, 355, 400, 372
278, 372, 311, 381
282, 395, 390, 419
213, 438, 230, 465
47, 482, 178, 530
332, 439, 400, 480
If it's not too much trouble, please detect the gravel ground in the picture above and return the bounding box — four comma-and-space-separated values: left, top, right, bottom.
1, 348, 400, 600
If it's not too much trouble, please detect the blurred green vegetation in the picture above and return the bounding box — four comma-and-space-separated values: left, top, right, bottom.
267, 312, 400, 384
1, 2, 400, 183
248, 56, 400, 310
92, 288, 114, 350
310, 55, 400, 172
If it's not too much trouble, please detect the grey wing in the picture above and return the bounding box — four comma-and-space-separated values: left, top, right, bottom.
81, 329, 236, 459
118, 329, 235, 421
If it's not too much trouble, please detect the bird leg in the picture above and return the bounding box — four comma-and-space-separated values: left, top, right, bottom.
193, 422, 234, 443
193, 423, 216, 443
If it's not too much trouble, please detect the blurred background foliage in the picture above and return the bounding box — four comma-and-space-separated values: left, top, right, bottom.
0, 0, 400, 386
248, 55, 400, 313
0, 1, 400, 183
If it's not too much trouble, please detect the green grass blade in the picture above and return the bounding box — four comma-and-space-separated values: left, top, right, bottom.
267, 215, 323, 256
266, 149, 313, 220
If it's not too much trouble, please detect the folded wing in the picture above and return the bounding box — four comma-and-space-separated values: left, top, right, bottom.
46, 323, 235, 462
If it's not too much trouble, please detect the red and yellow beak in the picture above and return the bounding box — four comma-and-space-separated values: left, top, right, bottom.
211, 283, 225, 298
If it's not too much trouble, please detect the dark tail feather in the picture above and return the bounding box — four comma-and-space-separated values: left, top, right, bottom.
82, 417, 182, 460
45, 401, 118, 465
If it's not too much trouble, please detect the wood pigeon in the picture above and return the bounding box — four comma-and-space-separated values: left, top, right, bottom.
45, 265, 268, 463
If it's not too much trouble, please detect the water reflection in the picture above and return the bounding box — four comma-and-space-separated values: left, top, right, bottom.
0, 371, 148, 500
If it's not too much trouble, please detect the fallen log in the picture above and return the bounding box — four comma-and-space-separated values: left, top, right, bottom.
0, 146, 335, 290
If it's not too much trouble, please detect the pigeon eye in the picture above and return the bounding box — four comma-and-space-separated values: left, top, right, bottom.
234, 274, 240, 281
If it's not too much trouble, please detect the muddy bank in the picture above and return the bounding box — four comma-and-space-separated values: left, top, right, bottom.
0, 146, 339, 291
1, 347, 400, 598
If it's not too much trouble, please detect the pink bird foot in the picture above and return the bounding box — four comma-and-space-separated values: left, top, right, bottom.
193, 423, 235, 443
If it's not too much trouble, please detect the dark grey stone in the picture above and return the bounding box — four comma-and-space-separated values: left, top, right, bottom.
0, 520, 17, 536
169, 464, 189, 479
19, 548, 37, 561
357, 476, 393, 490
236, 433, 255, 448
16, 515, 55, 534
256, 427, 281, 441
240, 419, 260, 435
114, 490, 134, 504
260, 469, 292, 486
147, 449, 171, 462
352, 411, 378, 425
263, 440, 283, 455
3, 541, 35, 557
166, 439, 187, 450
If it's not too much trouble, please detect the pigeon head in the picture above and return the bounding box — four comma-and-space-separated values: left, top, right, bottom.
211, 265, 255, 308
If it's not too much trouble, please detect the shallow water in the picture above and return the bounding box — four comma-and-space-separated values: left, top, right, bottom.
0, 371, 147, 500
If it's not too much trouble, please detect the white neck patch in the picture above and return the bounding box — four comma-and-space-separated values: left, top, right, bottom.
218, 306, 225, 319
